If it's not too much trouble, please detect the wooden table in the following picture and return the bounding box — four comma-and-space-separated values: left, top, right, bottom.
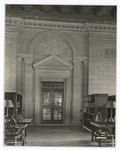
17, 119, 33, 124
90, 121, 115, 146
17, 119, 32, 143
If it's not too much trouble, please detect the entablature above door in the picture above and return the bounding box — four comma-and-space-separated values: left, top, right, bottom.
33, 55, 73, 70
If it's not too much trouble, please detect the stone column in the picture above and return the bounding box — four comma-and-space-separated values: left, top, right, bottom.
66, 75, 72, 124
16, 58, 22, 95
24, 58, 33, 118
83, 60, 89, 96
34, 69, 41, 125
70, 69, 74, 123
21, 58, 25, 118
72, 57, 88, 125
72, 59, 81, 125
5, 32, 17, 92
80, 61, 84, 124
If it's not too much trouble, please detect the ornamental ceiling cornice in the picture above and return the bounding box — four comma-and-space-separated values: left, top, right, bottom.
6, 17, 116, 32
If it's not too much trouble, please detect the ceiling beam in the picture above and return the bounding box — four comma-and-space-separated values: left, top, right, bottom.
41, 5, 51, 13
60, 6, 70, 15
6, 5, 12, 10
111, 7, 116, 18
94, 6, 105, 17
78, 6, 86, 16
23, 5, 31, 11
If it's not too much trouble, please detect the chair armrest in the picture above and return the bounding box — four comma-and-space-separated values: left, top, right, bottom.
24, 124, 28, 128
15, 127, 23, 135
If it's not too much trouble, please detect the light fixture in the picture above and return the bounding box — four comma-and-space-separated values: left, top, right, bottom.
4, 99, 14, 116
106, 101, 116, 122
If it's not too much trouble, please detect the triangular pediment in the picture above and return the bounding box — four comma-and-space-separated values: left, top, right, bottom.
33, 55, 73, 69
42, 59, 66, 67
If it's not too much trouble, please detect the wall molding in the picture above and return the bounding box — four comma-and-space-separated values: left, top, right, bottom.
103, 48, 116, 58
6, 17, 116, 33
86, 23, 116, 33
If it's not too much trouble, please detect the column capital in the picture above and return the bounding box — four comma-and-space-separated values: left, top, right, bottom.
73, 56, 88, 63
17, 53, 34, 58
16, 57, 22, 60
24, 57, 34, 64
83, 60, 89, 63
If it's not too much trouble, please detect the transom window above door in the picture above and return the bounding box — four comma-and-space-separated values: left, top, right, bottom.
42, 82, 64, 89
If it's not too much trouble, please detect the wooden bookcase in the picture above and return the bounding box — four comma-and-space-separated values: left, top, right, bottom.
4, 92, 22, 119
84, 94, 108, 130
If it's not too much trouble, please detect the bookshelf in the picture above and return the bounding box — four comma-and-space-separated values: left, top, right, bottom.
84, 94, 108, 130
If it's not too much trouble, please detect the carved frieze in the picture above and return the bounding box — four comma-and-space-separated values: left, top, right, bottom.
36, 37, 71, 56
104, 48, 116, 58
86, 23, 116, 32
6, 17, 116, 32
5, 17, 86, 31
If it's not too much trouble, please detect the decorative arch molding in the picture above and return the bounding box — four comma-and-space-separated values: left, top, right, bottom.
29, 30, 78, 56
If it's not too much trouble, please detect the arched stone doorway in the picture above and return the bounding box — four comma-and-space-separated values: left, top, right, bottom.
22, 30, 88, 125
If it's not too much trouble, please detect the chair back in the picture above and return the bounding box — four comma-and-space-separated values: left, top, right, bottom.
4, 115, 18, 138
12, 112, 23, 122
95, 110, 106, 122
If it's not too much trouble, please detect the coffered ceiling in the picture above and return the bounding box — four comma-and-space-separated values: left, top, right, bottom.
6, 5, 117, 24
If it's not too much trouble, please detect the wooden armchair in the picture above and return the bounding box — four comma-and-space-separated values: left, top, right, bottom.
95, 124, 115, 147
12, 112, 23, 123
12, 112, 29, 143
92, 111, 115, 147
106, 125, 115, 147
4, 114, 24, 146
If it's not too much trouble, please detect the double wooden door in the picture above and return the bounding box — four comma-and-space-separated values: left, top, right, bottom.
41, 89, 63, 124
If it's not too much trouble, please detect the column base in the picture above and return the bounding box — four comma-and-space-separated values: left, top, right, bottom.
71, 120, 80, 125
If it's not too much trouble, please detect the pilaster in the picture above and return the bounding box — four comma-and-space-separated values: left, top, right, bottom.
16, 58, 22, 95
72, 59, 81, 125
72, 56, 88, 125
24, 58, 33, 118
5, 32, 17, 92
66, 75, 72, 124
21, 58, 25, 117
83, 60, 89, 96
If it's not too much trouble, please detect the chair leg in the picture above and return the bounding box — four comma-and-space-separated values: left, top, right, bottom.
105, 138, 107, 146
111, 136, 115, 147
15, 138, 17, 146
22, 138, 24, 146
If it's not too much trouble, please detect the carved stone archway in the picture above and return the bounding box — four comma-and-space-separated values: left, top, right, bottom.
29, 30, 78, 56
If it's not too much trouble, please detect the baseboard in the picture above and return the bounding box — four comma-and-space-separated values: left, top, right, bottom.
28, 124, 83, 127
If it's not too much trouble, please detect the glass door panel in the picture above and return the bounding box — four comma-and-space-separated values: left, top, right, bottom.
42, 89, 63, 124
54, 92, 62, 121
43, 92, 51, 121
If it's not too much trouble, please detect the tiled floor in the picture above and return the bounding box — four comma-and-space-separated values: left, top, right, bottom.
25, 125, 98, 147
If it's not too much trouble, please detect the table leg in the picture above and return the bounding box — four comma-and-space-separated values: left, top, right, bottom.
25, 128, 28, 143
91, 126, 94, 141
22, 129, 27, 143
98, 129, 102, 147
98, 140, 101, 147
